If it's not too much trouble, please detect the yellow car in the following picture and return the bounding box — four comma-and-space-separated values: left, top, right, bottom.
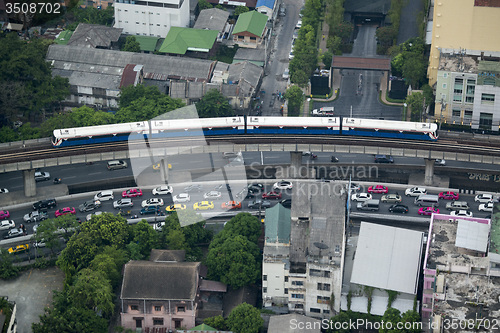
8, 244, 29, 254
193, 201, 214, 210
165, 204, 187, 213
153, 163, 172, 171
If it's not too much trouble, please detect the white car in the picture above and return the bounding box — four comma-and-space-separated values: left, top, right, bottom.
475, 193, 493, 203
0, 220, 15, 231
113, 198, 133, 209
479, 202, 494, 212
203, 191, 222, 200
141, 198, 164, 208
450, 210, 473, 217
273, 180, 293, 190
282, 68, 289, 80
435, 159, 446, 166
173, 193, 191, 203
295, 19, 302, 29
86, 211, 103, 221
0, 188, 9, 194
405, 187, 427, 197
351, 193, 373, 202
152, 185, 173, 196
94, 190, 114, 201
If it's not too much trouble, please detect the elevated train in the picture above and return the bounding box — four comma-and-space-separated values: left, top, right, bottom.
52, 116, 438, 147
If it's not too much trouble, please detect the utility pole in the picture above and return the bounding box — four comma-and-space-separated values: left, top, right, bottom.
422, 97, 426, 122
439, 98, 446, 131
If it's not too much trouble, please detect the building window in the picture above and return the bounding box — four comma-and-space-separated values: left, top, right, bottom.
317, 283, 330, 291
464, 110, 473, 120
484, 77, 495, 86
285, 276, 289, 282
310, 308, 321, 313
479, 113, 493, 129
124, 9, 128, 12
154, 306, 161, 312
250, 36, 257, 41
238, 35, 244, 40
125, 21, 128, 23
118, 20, 122, 22
135, 10, 138, 13
324, 309, 330, 314
263, 287, 267, 293
442, 83, 447, 89
317, 296, 330, 304
153, 318, 164, 325
291, 294, 304, 299
443, 73, 448, 78
453, 94, 462, 102
295, 304, 304, 309
284, 288, 288, 294
452, 109, 461, 117
130, 305, 139, 311
157, 24, 160, 26
263, 275, 267, 281
177, 306, 185, 312
291, 281, 303, 286
465, 96, 474, 103
143, 23, 146, 25
481, 93, 495, 104
136, 22, 139, 24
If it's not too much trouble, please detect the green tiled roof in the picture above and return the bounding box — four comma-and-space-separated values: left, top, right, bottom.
264, 203, 291, 244
159, 27, 218, 54
55, 30, 73, 45
189, 323, 217, 331
133, 36, 160, 52
233, 10, 268, 37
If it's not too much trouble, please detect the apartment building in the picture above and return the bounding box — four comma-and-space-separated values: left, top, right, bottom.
114, 0, 189, 37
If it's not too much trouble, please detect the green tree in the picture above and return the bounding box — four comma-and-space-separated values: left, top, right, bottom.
401, 310, 421, 333
129, 221, 159, 258
122, 36, 141, 53
196, 89, 234, 118
204, 315, 227, 330
402, 55, 426, 89
234, 6, 249, 16
376, 26, 398, 49
0, 249, 19, 279
115, 95, 185, 122
206, 235, 260, 288
70, 6, 115, 26
405, 92, 425, 122
331, 21, 353, 44
18, 123, 40, 140
70, 268, 114, 317
379, 307, 402, 333
198, 0, 213, 11
33, 218, 63, 257
0, 126, 19, 143
216, 213, 261, 245
54, 214, 81, 243
284, 85, 304, 116
89, 253, 122, 288
322, 50, 334, 69
226, 303, 264, 333
326, 311, 351, 333
119, 84, 163, 108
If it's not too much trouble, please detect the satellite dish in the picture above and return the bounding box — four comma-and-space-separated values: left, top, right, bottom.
314, 242, 329, 250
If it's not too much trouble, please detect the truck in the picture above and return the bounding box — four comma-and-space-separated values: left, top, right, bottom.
311, 107, 334, 116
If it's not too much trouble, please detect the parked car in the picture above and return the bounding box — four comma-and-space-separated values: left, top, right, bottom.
4, 228, 24, 239
113, 199, 133, 209
165, 204, 186, 213
23, 210, 48, 223
122, 188, 143, 198
204, 191, 222, 200
475, 193, 494, 203
8, 244, 29, 254
418, 207, 440, 215
438, 191, 459, 200
33, 198, 57, 210
479, 202, 494, 212
282, 68, 290, 80
34, 171, 50, 182
381, 194, 402, 203
193, 201, 214, 210
140, 206, 161, 215
273, 180, 293, 190
0, 210, 10, 219
184, 184, 203, 192
86, 211, 103, 221
262, 191, 282, 199
351, 193, 372, 202
152, 185, 173, 196
368, 185, 388, 194
0, 220, 15, 231
141, 198, 164, 208
248, 199, 271, 209
247, 184, 263, 193
55, 207, 76, 217
173, 193, 191, 203
388, 204, 409, 214
374, 155, 394, 163
405, 187, 427, 197
78, 200, 101, 212
221, 201, 242, 209
280, 199, 292, 208
295, 19, 302, 29
94, 191, 114, 201
450, 210, 473, 217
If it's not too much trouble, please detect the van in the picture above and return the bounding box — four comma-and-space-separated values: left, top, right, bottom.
414, 194, 439, 207
94, 190, 114, 201
311, 107, 334, 117
446, 201, 469, 211
107, 160, 127, 170
356, 199, 380, 211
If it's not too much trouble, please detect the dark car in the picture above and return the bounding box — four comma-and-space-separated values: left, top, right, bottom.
374, 155, 394, 163
247, 185, 263, 193
33, 198, 57, 211
78, 200, 102, 212
388, 204, 409, 214
140, 206, 161, 215
248, 199, 272, 209
4, 227, 25, 239
280, 199, 292, 208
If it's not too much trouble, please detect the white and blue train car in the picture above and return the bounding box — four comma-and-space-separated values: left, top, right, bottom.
246, 116, 342, 135
149, 117, 245, 138
341, 118, 438, 141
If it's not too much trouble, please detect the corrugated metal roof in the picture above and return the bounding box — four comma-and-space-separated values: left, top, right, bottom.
133, 36, 161, 52
456, 219, 490, 253
193, 8, 230, 32
256, 0, 275, 9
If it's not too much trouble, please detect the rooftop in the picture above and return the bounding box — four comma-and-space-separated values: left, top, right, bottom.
159, 27, 218, 54
268, 313, 321, 333
67, 23, 122, 48
149, 249, 186, 262
193, 8, 230, 32
438, 53, 479, 73
133, 35, 161, 52
256, 0, 275, 8
232, 10, 268, 37
264, 203, 291, 244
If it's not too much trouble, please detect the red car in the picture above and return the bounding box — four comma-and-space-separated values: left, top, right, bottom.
0, 210, 10, 219
438, 191, 459, 200
367, 185, 388, 194
418, 207, 440, 216
221, 201, 242, 209
262, 191, 282, 200
122, 188, 143, 198
55, 207, 76, 217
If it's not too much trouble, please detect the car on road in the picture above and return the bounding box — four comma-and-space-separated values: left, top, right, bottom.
4, 227, 25, 239
405, 187, 427, 197
55, 207, 76, 217
262, 191, 282, 199
247, 184, 263, 193
221, 201, 242, 209
0, 188, 8, 193
165, 204, 187, 213
173, 193, 191, 203
34, 171, 51, 182
223, 152, 238, 159
113, 199, 133, 209
388, 204, 409, 214
368, 185, 388, 194
438, 191, 459, 200
351, 193, 373, 202
418, 207, 440, 215
295, 19, 302, 29
8, 244, 29, 254
475, 193, 494, 203
193, 201, 214, 210
152, 185, 173, 196
282, 68, 289, 80
450, 210, 473, 217
280, 199, 292, 208
435, 159, 446, 166
184, 184, 203, 192
0, 210, 10, 219
140, 206, 161, 215
273, 180, 293, 190
446, 201, 469, 211
142, 198, 164, 208
0, 220, 15, 231
374, 155, 394, 163
79, 200, 101, 212
86, 211, 103, 221
94, 191, 114, 201
479, 202, 494, 212
23, 210, 48, 223
248, 199, 271, 209
107, 160, 128, 170
204, 191, 222, 200
122, 188, 143, 198
33, 198, 57, 210
381, 194, 402, 203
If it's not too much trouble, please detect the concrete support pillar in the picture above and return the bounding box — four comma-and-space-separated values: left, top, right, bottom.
160, 158, 169, 183
424, 159, 435, 186
23, 169, 37, 197
290, 152, 302, 178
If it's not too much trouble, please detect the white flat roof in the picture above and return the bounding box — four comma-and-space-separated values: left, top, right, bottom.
350, 222, 424, 295
456, 219, 490, 253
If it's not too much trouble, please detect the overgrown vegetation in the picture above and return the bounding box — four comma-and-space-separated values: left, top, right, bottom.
375, 0, 405, 54
212, 45, 239, 64
204, 303, 264, 333
386, 289, 399, 308
284, 85, 305, 117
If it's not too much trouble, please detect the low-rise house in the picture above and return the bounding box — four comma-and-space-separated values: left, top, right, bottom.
232, 10, 268, 48
256, 0, 277, 20
67, 23, 122, 49
159, 27, 219, 58
193, 8, 231, 42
